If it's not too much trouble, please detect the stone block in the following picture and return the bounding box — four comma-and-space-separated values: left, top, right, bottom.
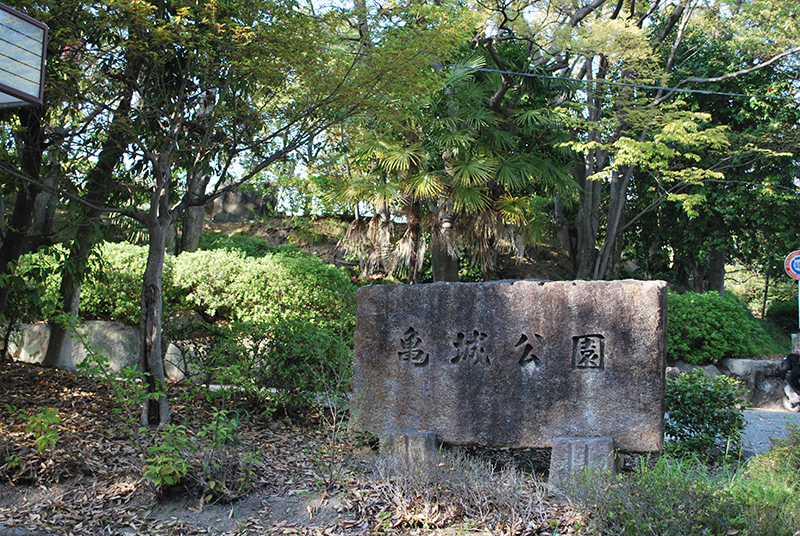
352, 279, 666, 452
8, 321, 139, 371
549, 437, 617, 495
382, 429, 438, 463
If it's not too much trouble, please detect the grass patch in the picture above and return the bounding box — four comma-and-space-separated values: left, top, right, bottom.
568, 435, 800, 536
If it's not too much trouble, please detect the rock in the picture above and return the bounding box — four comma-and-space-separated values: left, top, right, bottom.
210, 182, 275, 222
719, 358, 784, 409
0, 524, 60, 536
73, 321, 139, 371
700, 364, 722, 376
8, 321, 139, 371
6, 323, 50, 364
352, 279, 667, 453
549, 437, 617, 495
672, 360, 695, 374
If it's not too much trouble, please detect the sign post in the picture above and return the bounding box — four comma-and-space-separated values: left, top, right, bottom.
784, 250, 800, 332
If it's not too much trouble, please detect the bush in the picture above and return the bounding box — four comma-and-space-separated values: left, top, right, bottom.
167, 319, 352, 407
569, 452, 800, 536
667, 290, 774, 365
198, 233, 300, 258
174, 248, 356, 334
13, 242, 181, 325
766, 299, 798, 335
6, 248, 62, 323
665, 369, 746, 458
79, 242, 180, 324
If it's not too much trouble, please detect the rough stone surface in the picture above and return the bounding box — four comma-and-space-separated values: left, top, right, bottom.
353, 279, 667, 453
210, 183, 275, 222
549, 437, 617, 494
669, 359, 785, 410
383, 429, 438, 464
7, 321, 184, 381
719, 358, 784, 410
8, 321, 139, 371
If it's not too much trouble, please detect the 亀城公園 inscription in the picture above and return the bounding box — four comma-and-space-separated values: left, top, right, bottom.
398, 327, 429, 366
353, 279, 667, 453
573, 334, 605, 370
515, 333, 545, 368
451, 330, 489, 365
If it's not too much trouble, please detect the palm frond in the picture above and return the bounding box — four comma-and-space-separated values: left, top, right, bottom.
450, 184, 491, 213
495, 195, 530, 227
378, 144, 425, 173
465, 107, 500, 130
487, 128, 516, 152
445, 54, 485, 89
405, 172, 446, 199
495, 156, 531, 191
450, 158, 497, 186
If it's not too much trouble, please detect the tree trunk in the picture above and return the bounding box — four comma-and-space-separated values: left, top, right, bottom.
553, 194, 574, 261
431, 207, 459, 282
42, 217, 98, 370
574, 175, 602, 279
708, 248, 726, 297
30, 179, 56, 245
691, 261, 705, 293
431, 234, 459, 281
140, 219, 171, 427
595, 166, 632, 280
405, 196, 422, 284
180, 177, 206, 252
761, 269, 770, 319
43, 85, 134, 370
0, 108, 44, 317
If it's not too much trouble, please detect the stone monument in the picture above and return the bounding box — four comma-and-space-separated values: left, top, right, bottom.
352, 279, 667, 488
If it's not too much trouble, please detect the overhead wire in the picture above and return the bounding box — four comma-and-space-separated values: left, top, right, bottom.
443, 64, 800, 102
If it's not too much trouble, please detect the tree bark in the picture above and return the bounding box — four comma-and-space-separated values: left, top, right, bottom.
553, 195, 574, 261
431, 204, 459, 282
708, 248, 726, 297
42, 217, 97, 370
575, 174, 602, 279
595, 166, 634, 279
180, 176, 206, 252
140, 217, 171, 427
405, 196, 422, 284
43, 85, 134, 370
30, 179, 56, 245
0, 108, 44, 318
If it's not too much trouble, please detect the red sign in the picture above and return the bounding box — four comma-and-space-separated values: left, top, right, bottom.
785, 251, 800, 280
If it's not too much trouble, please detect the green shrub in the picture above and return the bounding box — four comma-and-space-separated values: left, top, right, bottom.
665, 369, 746, 458
667, 290, 773, 365
766, 299, 798, 335
168, 319, 352, 407
6, 248, 61, 323
570, 453, 800, 536
198, 233, 300, 258
14, 242, 181, 325
174, 248, 356, 334
77, 242, 181, 325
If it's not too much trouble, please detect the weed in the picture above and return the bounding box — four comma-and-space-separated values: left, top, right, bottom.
24, 408, 61, 454
568, 450, 800, 536
372, 448, 546, 534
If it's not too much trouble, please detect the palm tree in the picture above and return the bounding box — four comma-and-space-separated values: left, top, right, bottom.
333, 42, 577, 282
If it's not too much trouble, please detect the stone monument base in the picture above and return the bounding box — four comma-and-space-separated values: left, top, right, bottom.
548, 437, 618, 495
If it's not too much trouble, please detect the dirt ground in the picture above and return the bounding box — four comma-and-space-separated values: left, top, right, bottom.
0, 362, 582, 536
